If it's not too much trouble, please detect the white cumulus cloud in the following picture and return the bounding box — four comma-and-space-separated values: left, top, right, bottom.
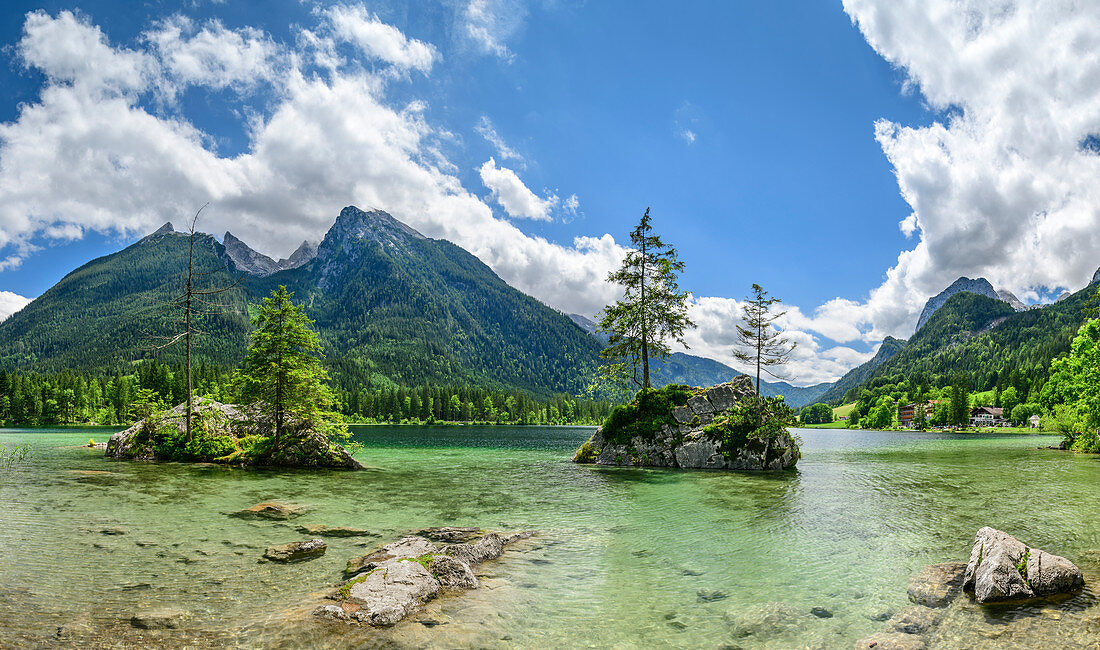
326, 4, 437, 74
479, 158, 557, 220
0, 291, 30, 321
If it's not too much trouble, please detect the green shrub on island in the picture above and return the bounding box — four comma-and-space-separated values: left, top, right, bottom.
599, 384, 693, 445
703, 396, 796, 454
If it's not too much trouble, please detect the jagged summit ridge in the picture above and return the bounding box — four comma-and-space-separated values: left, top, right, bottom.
222, 231, 318, 277
314, 206, 428, 289
915, 277, 1028, 331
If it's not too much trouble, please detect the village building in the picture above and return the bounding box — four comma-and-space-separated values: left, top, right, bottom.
1029, 414, 1041, 429
898, 401, 937, 428
970, 406, 1007, 427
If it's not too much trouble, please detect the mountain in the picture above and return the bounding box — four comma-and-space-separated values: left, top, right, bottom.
825, 285, 1097, 404
0, 206, 601, 398
818, 336, 907, 404
222, 231, 317, 276
915, 277, 1006, 331
568, 313, 599, 336
0, 226, 250, 372
995, 289, 1027, 311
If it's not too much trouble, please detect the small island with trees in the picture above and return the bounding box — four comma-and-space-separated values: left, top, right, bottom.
573, 209, 800, 471
107, 285, 362, 469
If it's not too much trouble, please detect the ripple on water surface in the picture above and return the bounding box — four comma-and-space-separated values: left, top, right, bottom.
0, 426, 1097, 647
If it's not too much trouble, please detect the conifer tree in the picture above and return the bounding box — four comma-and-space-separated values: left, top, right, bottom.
732, 284, 797, 394
234, 286, 339, 449
599, 208, 695, 390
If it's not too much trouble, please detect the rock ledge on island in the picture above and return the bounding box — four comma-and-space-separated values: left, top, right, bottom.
573, 374, 800, 470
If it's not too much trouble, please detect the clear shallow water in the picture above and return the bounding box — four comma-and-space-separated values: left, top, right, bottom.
0, 426, 1098, 648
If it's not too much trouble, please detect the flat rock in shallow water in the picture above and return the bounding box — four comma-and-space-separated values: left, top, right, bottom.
264, 538, 326, 562
130, 608, 186, 629
907, 562, 966, 608
346, 536, 437, 577
234, 501, 307, 520
297, 524, 371, 537
724, 601, 804, 639
418, 526, 482, 543
336, 559, 441, 626
963, 527, 1084, 603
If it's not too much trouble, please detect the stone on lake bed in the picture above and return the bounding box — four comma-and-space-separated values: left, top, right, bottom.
297, 524, 372, 537
853, 632, 927, 650
130, 608, 186, 629
725, 601, 804, 639
907, 562, 966, 608
264, 538, 326, 563
233, 501, 308, 520
696, 589, 728, 602
887, 606, 942, 634
809, 606, 833, 618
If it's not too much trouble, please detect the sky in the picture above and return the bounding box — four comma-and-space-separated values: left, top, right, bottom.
0, 0, 1099, 386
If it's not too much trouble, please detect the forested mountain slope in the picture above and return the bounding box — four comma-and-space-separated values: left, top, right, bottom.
0, 207, 601, 398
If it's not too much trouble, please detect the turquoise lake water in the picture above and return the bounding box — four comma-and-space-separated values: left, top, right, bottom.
0, 426, 1097, 648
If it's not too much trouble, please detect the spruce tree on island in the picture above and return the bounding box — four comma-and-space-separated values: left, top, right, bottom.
233, 286, 342, 450
732, 284, 797, 394
599, 208, 695, 390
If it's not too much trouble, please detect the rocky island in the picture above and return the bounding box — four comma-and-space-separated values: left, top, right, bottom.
573, 374, 800, 470
106, 398, 363, 469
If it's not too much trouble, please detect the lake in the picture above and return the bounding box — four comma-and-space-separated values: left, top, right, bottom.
1, 426, 1097, 648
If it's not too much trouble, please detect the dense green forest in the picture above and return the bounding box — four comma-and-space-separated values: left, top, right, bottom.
0, 361, 613, 427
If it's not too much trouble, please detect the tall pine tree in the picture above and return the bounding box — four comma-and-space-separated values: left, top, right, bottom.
599, 208, 695, 390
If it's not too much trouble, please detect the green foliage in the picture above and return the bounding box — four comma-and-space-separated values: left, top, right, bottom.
599, 384, 694, 446
702, 395, 795, 454
799, 402, 833, 425
1, 442, 30, 467
599, 208, 694, 389
573, 440, 599, 463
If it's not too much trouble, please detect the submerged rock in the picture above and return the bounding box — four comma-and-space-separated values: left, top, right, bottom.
887, 606, 942, 634
725, 601, 804, 639
853, 632, 927, 650
418, 526, 482, 543
130, 608, 186, 629
297, 524, 372, 537
264, 538, 327, 563
963, 527, 1084, 603
233, 501, 307, 520
907, 562, 966, 608
573, 375, 800, 471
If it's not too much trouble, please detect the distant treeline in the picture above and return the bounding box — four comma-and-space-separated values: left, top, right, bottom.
0, 361, 612, 427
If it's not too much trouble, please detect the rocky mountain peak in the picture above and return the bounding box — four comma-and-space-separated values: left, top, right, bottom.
995, 288, 1027, 312
1092, 266, 1100, 285
915, 277, 1002, 332
315, 206, 427, 288
283, 240, 318, 270
327, 206, 426, 248
148, 222, 174, 236
222, 231, 282, 277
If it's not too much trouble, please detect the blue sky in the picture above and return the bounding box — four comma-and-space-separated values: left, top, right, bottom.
0, 1, 1097, 384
